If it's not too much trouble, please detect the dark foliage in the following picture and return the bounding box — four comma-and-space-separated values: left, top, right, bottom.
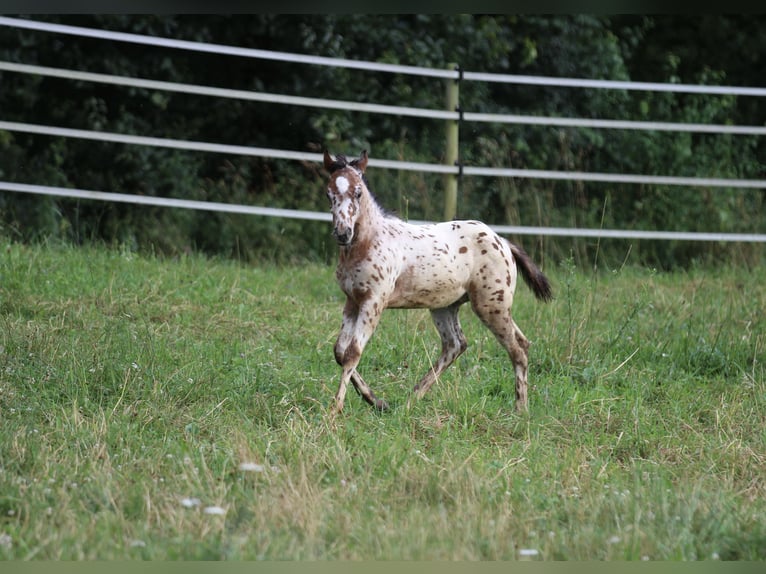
1, 15, 763, 267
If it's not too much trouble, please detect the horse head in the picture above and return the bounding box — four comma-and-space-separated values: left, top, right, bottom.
323, 150, 369, 246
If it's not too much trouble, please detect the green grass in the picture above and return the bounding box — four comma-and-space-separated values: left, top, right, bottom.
0, 239, 764, 560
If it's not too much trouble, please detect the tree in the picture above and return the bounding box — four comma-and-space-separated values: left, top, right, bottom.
0, 15, 763, 267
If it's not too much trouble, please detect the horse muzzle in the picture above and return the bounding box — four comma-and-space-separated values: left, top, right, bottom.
333, 227, 353, 246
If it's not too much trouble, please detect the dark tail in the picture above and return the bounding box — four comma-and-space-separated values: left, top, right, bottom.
508, 241, 553, 302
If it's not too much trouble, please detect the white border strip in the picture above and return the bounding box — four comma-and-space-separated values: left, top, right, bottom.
0, 120, 457, 174
490, 224, 766, 242
0, 62, 456, 121
0, 181, 332, 222
2, 181, 764, 243
463, 111, 766, 135
3, 121, 764, 188
4, 61, 766, 135
462, 165, 766, 189
2, 16, 766, 96
0, 16, 455, 79
462, 71, 766, 97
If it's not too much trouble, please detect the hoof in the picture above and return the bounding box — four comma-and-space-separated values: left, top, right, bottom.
374, 398, 389, 412
329, 401, 344, 417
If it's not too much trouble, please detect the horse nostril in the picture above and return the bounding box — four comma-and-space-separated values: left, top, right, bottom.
333, 228, 351, 245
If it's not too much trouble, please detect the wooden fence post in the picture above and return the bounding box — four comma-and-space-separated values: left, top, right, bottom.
443, 63, 460, 221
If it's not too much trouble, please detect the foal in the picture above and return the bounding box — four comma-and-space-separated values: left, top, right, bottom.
323, 150, 552, 415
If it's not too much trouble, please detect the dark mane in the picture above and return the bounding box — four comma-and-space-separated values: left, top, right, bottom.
325, 153, 351, 174
326, 153, 366, 171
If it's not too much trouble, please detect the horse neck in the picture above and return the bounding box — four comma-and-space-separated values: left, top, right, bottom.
356, 190, 386, 239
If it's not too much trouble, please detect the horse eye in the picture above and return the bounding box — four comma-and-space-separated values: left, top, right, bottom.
354, 187, 362, 199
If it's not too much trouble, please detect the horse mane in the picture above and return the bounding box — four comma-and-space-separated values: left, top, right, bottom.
325, 153, 353, 174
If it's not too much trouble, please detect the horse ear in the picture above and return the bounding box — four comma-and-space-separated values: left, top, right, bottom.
323, 150, 334, 172
356, 150, 368, 173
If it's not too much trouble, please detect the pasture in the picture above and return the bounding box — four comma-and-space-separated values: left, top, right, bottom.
0, 239, 764, 560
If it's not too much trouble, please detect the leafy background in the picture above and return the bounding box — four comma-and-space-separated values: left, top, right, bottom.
1, 15, 764, 268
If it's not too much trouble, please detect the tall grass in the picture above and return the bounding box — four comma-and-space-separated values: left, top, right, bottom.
0, 239, 764, 559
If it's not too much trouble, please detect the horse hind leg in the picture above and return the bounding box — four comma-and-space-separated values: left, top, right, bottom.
508, 322, 530, 410
470, 293, 531, 412
412, 302, 468, 400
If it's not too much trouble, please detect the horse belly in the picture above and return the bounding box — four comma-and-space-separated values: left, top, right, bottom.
387, 260, 470, 309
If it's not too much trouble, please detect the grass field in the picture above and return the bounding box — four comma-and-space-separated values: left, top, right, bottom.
0, 239, 764, 560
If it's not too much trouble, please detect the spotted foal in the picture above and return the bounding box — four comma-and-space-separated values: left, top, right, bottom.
324, 150, 552, 415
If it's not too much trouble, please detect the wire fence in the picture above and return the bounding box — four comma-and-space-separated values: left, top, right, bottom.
0, 16, 764, 243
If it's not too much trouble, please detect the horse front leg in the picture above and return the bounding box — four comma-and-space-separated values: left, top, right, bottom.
331, 297, 387, 415
350, 372, 389, 411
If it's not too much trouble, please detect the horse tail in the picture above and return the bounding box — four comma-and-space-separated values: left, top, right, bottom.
507, 241, 553, 302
